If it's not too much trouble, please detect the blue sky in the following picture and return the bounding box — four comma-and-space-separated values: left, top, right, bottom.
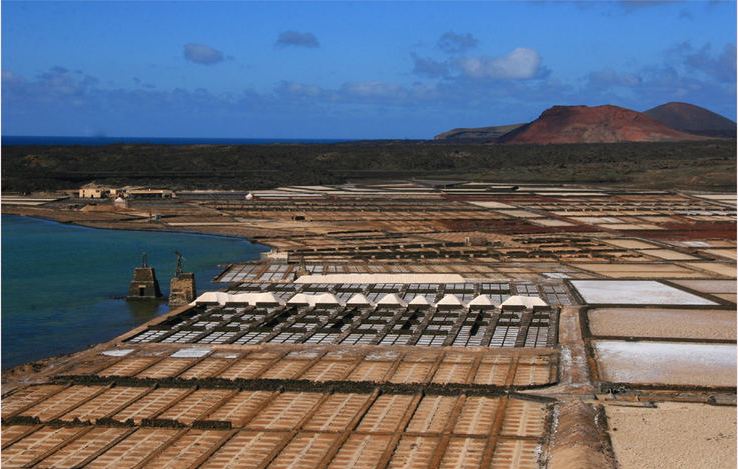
2, 1, 736, 139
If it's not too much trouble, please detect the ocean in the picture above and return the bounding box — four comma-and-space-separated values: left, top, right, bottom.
1, 215, 268, 368
2, 136, 352, 146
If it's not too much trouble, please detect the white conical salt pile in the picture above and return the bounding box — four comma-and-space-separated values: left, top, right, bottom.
287, 293, 311, 306
501, 295, 547, 309
377, 293, 406, 306
408, 295, 431, 307
252, 292, 281, 306
314, 292, 341, 306
347, 293, 372, 306
467, 294, 495, 308
436, 293, 464, 308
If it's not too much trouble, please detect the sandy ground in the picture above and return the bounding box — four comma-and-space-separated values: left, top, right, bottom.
685, 262, 737, 278
703, 248, 738, 260
714, 293, 737, 303
606, 402, 737, 469
602, 239, 659, 249
641, 249, 699, 260
588, 308, 736, 340
572, 265, 707, 279
594, 340, 736, 387
672, 279, 736, 294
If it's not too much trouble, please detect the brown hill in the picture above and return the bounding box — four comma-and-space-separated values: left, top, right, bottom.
499, 104, 708, 144
644, 102, 736, 138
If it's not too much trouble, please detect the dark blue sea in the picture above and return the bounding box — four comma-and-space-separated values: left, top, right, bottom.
2, 136, 352, 146
1, 215, 268, 368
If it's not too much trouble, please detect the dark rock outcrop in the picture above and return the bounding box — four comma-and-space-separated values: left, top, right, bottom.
644, 102, 736, 138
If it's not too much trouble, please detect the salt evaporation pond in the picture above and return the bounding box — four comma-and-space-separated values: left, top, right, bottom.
594, 340, 736, 387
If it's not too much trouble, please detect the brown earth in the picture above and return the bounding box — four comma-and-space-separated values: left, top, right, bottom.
632, 222, 736, 241
500, 105, 708, 144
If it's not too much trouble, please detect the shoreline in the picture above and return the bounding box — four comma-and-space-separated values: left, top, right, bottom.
1, 210, 269, 375
1, 205, 276, 252
2, 211, 272, 249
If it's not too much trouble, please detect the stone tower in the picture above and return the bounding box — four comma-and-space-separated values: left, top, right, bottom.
127, 253, 163, 300
169, 251, 197, 306
295, 256, 309, 278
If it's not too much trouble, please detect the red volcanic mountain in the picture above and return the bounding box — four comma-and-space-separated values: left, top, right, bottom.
498, 104, 708, 144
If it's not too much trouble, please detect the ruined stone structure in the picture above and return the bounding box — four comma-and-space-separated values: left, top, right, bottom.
126, 253, 162, 300
169, 273, 196, 306
168, 252, 196, 306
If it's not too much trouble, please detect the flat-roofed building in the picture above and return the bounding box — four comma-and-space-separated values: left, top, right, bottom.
78, 184, 113, 199
125, 188, 174, 199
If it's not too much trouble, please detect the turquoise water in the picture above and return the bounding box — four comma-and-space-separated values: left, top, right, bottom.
1, 215, 267, 368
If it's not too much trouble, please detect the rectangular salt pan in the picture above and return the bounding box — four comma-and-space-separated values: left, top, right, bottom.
594, 340, 736, 387
170, 348, 211, 358
101, 349, 134, 357
571, 280, 716, 305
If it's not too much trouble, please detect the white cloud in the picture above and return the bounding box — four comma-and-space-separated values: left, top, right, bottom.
458, 47, 543, 80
